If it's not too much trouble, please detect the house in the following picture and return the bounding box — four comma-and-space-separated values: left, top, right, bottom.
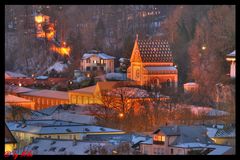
183, 82, 199, 93
140, 125, 217, 155
127, 35, 178, 87
15, 138, 113, 155
207, 125, 235, 154
226, 50, 235, 78
5, 94, 35, 110
5, 123, 17, 152
19, 90, 69, 110
6, 120, 125, 145
80, 50, 115, 77
68, 81, 119, 105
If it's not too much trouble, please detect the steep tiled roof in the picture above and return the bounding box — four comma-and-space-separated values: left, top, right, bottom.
138, 39, 173, 62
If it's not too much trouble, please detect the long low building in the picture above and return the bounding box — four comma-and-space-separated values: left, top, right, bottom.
19, 90, 69, 110
5, 94, 35, 110
6, 120, 125, 145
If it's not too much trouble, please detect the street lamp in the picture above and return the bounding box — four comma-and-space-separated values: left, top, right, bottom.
18, 83, 22, 87
119, 113, 124, 118
201, 45, 206, 51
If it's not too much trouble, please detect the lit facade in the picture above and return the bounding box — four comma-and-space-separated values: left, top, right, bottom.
127, 35, 178, 87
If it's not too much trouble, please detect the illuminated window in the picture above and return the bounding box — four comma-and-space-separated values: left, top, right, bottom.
100, 59, 104, 64
153, 135, 165, 142
93, 60, 97, 64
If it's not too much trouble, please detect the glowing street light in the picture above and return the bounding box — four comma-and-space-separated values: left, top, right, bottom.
119, 113, 124, 118
18, 83, 22, 87
201, 45, 207, 50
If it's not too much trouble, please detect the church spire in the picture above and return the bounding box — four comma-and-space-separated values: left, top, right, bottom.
136, 33, 138, 41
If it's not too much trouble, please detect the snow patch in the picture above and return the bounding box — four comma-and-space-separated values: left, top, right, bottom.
47, 61, 68, 73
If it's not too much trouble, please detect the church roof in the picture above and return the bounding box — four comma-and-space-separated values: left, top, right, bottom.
137, 39, 173, 62
144, 66, 177, 74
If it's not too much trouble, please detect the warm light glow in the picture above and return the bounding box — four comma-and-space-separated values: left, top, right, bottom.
50, 44, 71, 56
119, 113, 124, 118
153, 135, 165, 142
201, 45, 206, 50
87, 73, 90, 78
226, 57, 235, 62
35, 15, 44, 23
18, 83, 22, 87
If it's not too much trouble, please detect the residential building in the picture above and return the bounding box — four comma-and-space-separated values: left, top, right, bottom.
5, 123, 17, 152
226, 50, 235, 78
139, 125, 233, 155
7, 120, 125, 145
207, 125, 235, 154
5, 94, 35, 110
80, 50, 115, 76
19, 90, 69, 110
127, 35, 178, 87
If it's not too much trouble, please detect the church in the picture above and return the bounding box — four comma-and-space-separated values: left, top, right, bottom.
127, 35, 178, 87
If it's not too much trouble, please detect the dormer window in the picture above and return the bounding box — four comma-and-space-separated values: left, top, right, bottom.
153, 135, 165, 145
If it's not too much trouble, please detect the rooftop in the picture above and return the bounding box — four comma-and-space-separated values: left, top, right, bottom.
5, 85, 36, 94
7, 120, 124, 135
16, 138, 112, 155
82, 52, 115, 60
5, 71, 28, 79
144, 66, 177, 72
70, 85, 97, 94
137, 39, 173, 63
5, 94, 33, 103
21, 89, 68, 100
227, 50, 235, 57
153, 125, 215, 145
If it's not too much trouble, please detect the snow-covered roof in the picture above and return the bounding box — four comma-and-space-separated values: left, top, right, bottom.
207, 109, 229, 116
106, 73, 127, 81
207, 145, 232, 155
15, 138, 111, 155
5, 71, 28, 78
171, 142, 207, 148
206, 127, 218, 138
5, 85, 36, 94
227, 50, 235, 57
144, 66, 177, 72
119, 58, 129, 62
153, 125, 214, 145
35, 76, 48, 80
82, 53, 115, 60
7, 120, 124, 134
184, 82, 198, 86
21, 90, 68, 100
47, 61, 68, 73
5, 94, 33, 103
